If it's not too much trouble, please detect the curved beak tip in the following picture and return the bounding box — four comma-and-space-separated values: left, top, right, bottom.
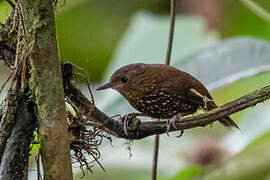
96, 82, 112, 91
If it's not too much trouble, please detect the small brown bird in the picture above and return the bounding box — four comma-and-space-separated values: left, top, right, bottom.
97, 63, 238, 134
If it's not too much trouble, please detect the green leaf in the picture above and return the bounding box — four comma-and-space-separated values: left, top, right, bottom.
0, 1, 12, 23
221, 101, 270, 155
202, 130, 270, 180
56, 0, 168, 81
221, 0, 270, 42
104, 11, 217, 81
243, 130, 270, 153
169, 165, 203, 180
177, 37, 270, 91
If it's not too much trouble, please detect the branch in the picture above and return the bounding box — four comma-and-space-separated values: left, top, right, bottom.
165, 0, 176, 65
65, 80, 270, 140
0, 93, 37, 180
6, 0, 15, 9
153, 0, 176, 179
0, 69, 21, 162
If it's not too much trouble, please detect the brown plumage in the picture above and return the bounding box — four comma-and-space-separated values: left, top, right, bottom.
97, 63, 238, 129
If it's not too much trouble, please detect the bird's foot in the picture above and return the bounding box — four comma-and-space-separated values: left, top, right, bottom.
166, 114, 179, 136
119, 113, 141, 136
166, 114, 185, 138
176, 129, 184, 138
110, 114, 122, 120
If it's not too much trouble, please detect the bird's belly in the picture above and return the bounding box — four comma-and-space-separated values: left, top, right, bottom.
131, 98, 198, 119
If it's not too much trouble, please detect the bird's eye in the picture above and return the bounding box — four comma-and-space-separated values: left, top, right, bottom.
120, 76, 128, 83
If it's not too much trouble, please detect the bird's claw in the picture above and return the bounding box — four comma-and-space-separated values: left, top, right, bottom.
119, 113, 140, 136
118, 114, 130, 135
123, 115, 130, 136
166, 114, 184, 138
110, 114, 122, 120
166, 115, 178, 135
176, 129, 184, 138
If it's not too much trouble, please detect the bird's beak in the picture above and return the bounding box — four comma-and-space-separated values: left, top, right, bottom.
96, 82, 113, 90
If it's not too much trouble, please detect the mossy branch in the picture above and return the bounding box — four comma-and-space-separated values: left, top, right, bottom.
0, 93, 37, 180
65, 79, 270, 139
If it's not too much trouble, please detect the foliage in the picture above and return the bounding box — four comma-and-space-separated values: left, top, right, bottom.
166, 165, 203, 180
1, 0, 270, 180
0, 1, 11, 23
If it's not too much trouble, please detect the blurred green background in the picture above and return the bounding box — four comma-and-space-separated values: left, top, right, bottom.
1, 0, 270, 179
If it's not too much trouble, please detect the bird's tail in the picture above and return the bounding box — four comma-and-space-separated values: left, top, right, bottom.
219, 117, 239, 129
206, 101, 239, 129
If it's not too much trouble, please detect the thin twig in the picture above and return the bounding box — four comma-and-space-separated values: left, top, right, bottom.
152, 1, 177, 179
6, 0, 15, 9
35, 150, 42, 180
10, 15, 22, 69
73, 64, 95, 104
18, 2, 30, 46
152, 135, 160, 180
0, 72, 14, 95
165, 0, 177, 65
89, 151, 105, 172
20, 54, 28, 91
240, 0, 270, 23
86, 78, 95, 104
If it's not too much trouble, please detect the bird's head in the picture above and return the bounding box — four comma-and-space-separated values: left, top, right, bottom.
96, 63, 149, 96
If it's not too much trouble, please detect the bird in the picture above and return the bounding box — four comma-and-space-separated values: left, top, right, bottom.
97, 63, 238, 135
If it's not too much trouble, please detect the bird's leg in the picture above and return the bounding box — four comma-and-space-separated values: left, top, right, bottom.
110, 114, 122, 120
175, 129, 184, 138
119, 113, 142, 135
166, 113, 188, 138
166, 114, 181, 136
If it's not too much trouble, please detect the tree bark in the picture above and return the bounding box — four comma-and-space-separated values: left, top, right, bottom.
0, 89, 18, 163
20, 0, 73, 179
0, 93, 36, 180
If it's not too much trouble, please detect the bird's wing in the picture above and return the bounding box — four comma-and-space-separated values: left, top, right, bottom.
151, 66, 215, 108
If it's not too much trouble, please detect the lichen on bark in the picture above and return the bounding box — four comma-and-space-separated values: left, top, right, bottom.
20, 0, 73, 179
